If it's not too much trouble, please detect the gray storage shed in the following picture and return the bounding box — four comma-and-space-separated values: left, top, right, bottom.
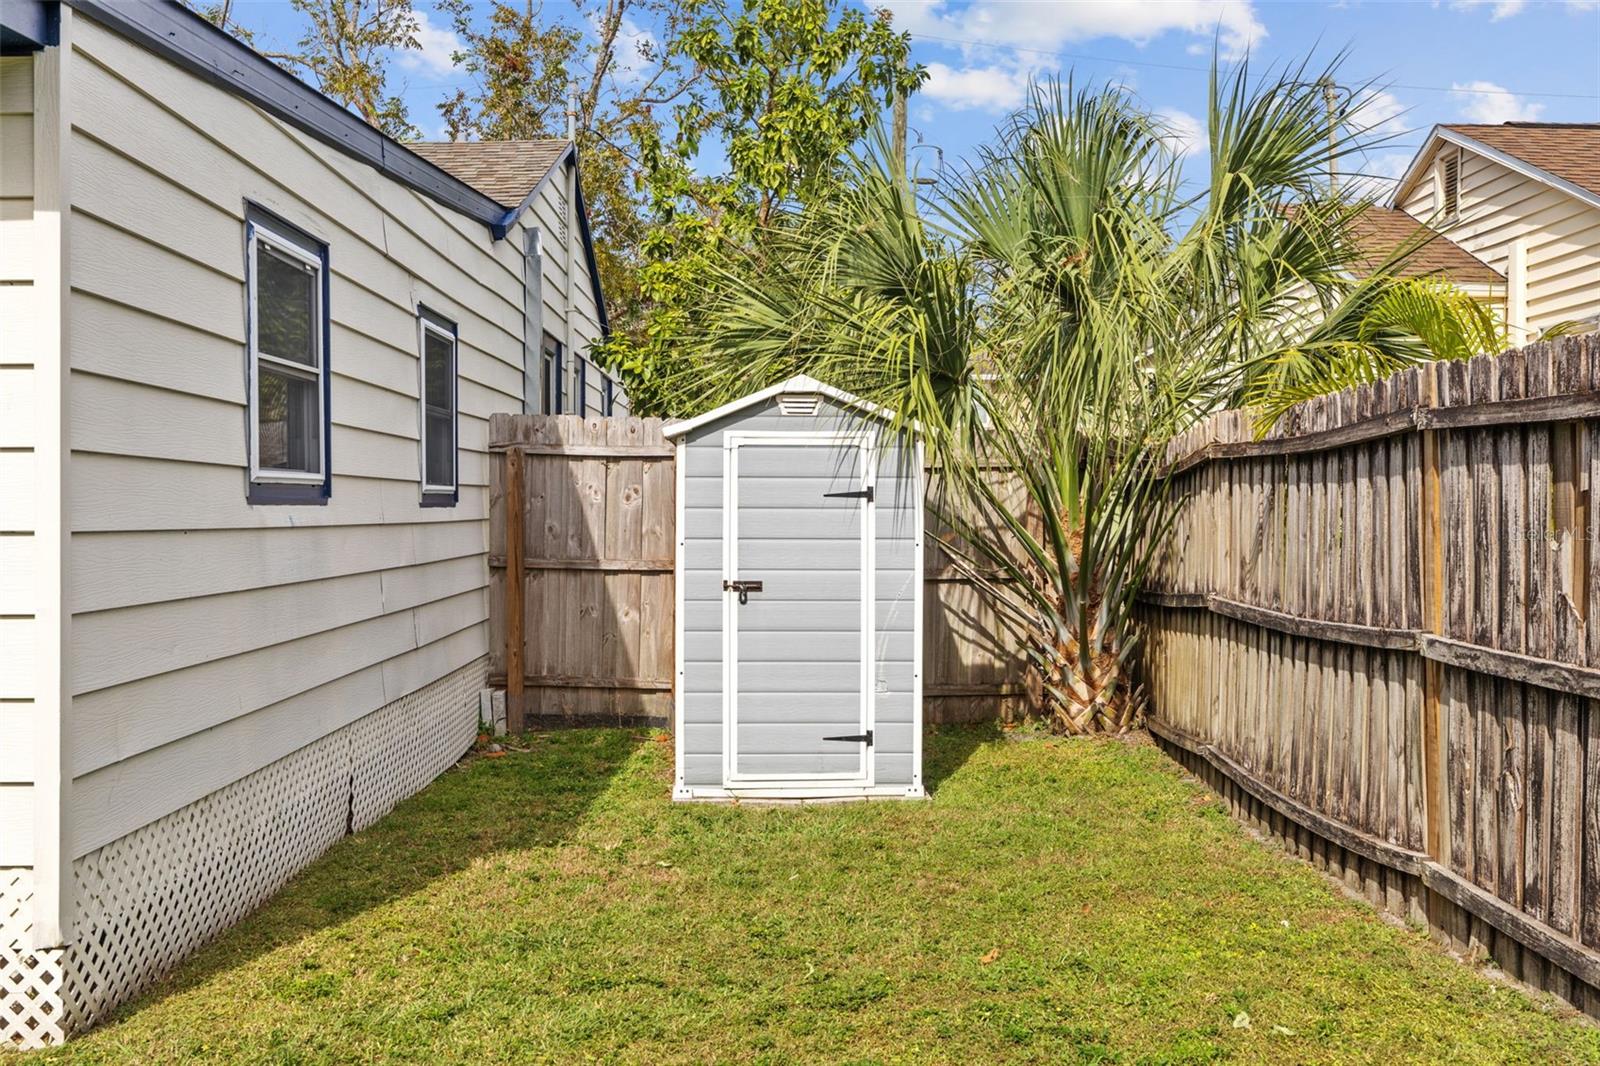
666, 376, 925, 801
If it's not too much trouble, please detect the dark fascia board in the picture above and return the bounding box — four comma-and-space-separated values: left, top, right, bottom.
571, 158, 610, 337
2, 0, 56, 52
66, 0, 510, 234
501, 141, 608, 336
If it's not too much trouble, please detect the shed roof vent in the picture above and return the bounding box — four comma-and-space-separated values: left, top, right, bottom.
777, 394, 820, 417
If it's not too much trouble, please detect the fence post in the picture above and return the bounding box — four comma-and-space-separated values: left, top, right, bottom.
1419, 363, 1445, 862
504, 446, 526, 733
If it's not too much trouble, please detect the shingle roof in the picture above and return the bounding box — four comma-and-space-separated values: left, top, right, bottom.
1442, 123, 1600, 200
407, 140, 570, 208
1347, 205, 1503, 285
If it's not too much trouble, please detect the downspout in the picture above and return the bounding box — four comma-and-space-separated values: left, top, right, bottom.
564, 152, 575, 414
522, 227, 543, 414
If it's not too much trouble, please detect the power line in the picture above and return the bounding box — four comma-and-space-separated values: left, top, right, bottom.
905, 32, 1600, 101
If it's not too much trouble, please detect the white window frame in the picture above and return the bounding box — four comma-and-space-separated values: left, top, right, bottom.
418, 313, 459, 495
247, 222, 326, 485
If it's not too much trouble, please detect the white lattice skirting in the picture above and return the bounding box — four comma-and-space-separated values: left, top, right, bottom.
1, 656, 487, 1048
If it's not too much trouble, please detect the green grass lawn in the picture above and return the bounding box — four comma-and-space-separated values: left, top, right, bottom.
32, 727, 1599, 1064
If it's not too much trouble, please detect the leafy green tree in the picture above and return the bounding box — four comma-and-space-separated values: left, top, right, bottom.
435, 0, 704, 345
435, 0, 580, 140
673, 60, 1500, 733
187, 0, 420, 137
603, 0, 925, 413
272, 0, 423, 138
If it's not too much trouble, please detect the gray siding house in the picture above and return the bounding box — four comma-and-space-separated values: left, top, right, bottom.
0, 0, 620, 1046
666, 376, 925, 801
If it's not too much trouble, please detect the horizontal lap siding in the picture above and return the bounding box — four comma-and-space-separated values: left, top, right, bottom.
525, 162, 616, 415
61, 21, 520, 855
680, 399, 919, 787
0, 55, 36, 864
1403, 148, 1600, 333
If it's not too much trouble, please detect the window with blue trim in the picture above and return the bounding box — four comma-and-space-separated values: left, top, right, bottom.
245, 209, 330, 504
418, 308, 458, 506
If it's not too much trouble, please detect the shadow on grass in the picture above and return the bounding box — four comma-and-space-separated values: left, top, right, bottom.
121, 728, 648, 1016
922, 721, 1001, 793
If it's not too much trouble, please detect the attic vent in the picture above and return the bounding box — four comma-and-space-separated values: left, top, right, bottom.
1441, 152, 1460, 220
777, 394, 821, 417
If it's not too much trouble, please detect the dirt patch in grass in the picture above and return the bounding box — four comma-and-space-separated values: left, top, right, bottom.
28, 726, 1600, 1065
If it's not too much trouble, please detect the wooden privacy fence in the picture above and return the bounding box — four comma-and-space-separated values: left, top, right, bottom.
488, 414, 1029, 731
1138, 332, 1600, 1015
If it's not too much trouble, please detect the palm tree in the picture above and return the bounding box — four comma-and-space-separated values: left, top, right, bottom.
664, 57, 1503, 734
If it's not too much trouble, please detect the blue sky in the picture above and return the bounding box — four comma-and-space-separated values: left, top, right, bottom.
230, 0, 1600, 201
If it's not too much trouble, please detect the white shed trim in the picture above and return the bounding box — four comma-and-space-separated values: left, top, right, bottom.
662, 375, 901, 439
719, 430, 877, 790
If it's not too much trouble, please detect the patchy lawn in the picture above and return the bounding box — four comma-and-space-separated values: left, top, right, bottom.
32, 727, 1599, 1064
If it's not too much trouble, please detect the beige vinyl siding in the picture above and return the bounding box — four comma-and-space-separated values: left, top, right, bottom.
60, 18, 520, 856
524, 158, 612, 415
1401, 144, 1600, 333
0, 54, 37, 866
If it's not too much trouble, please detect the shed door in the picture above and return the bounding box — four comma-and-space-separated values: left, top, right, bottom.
725, 433, 874, 786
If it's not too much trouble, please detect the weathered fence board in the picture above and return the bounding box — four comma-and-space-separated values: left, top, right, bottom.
1140, 332, 1600, 1017
488, 415, 1030, 730
489, 414, 676, 729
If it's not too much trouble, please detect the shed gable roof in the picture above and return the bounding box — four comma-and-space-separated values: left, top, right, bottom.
663, 376, 906, 439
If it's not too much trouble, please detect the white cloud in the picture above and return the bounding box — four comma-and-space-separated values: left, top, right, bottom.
1349, 89, 1409, 139
1341, 149, 1413, 199
884, 1, 1261, 122
881, 0, 1265, 61
1452, 0, 1527, 18
1450, 80, 1545, 123
1449, 0, 1595, 15
599, 15, 658, 88
395, 9, 461, 78
1155, 107, 1206, 156
921, 61, 1031, 112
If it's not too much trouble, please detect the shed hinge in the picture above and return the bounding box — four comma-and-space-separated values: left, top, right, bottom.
823, 486, 873, 503
822, 730, 873, 746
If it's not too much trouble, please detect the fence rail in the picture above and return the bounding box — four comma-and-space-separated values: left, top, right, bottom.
487, 414, 1029, 731
1139, 333, 1600, 1016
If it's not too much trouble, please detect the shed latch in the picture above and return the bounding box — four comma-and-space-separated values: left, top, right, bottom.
823, 486, 873, 503
823, 730, 873, 746
724, 579, 763, 604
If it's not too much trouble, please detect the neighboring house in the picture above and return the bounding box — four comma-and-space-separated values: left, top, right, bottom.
1344, 203, 1506, 303
1391, 122, 1600, 342
0, 0, 619, 1046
